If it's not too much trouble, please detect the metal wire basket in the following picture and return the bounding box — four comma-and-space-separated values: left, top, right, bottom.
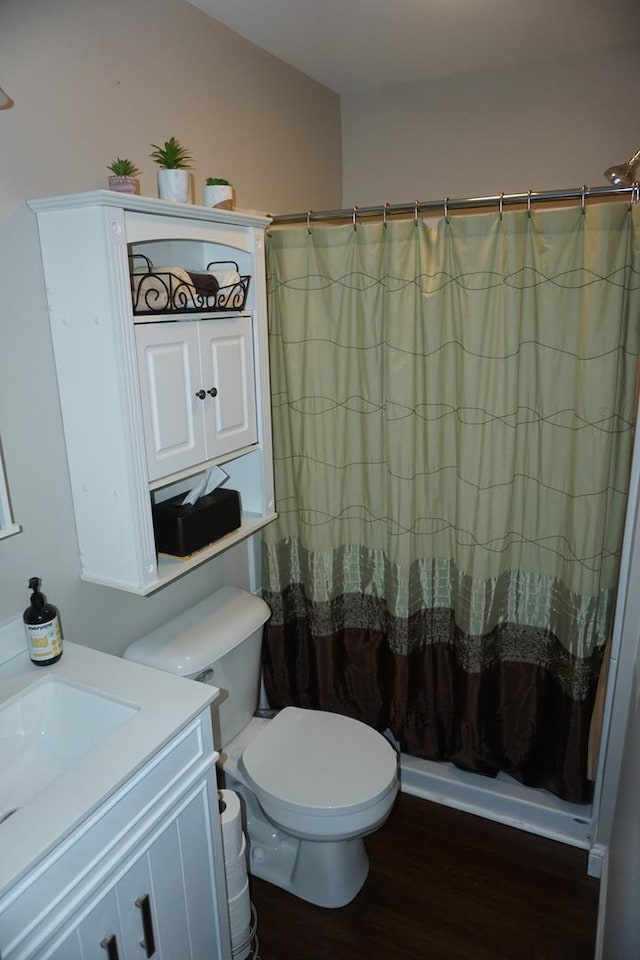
232, 902, 260, 960
130, 255, 250, 315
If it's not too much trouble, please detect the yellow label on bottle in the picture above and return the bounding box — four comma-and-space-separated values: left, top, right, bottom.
26, 617, 62, 660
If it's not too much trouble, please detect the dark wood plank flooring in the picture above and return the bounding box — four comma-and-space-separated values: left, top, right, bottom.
249, 792, 599, 960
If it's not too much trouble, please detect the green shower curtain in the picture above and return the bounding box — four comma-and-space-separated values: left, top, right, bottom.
262, 202, 640, 803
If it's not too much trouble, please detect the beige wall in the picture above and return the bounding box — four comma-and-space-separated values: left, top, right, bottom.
0, 0, 341, 655
341, 44, 640, 206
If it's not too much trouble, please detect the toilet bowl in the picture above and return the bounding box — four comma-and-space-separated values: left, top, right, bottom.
124, 586, 398, 908
222, 708, 398, 906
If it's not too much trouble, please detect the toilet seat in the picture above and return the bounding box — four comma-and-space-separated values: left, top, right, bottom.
240, 706, 398, 818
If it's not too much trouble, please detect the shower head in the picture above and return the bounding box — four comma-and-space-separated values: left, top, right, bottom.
604, 147, 640, 186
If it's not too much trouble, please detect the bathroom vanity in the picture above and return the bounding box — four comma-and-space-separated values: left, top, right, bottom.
0, 625, 231, 960
28, 192, 275, 595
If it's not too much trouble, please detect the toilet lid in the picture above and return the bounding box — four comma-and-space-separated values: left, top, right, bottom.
240, 707, 398, 815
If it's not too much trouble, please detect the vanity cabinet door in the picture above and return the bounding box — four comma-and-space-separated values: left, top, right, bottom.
35, 779, 226, 960
114, 853, 160, 960
135, 322, 206, 482
77, 889, 123, 960
41, 930, 84, 960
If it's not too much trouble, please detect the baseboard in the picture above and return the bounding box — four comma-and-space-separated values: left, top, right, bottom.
399, 752, 593, 849
593, 845, 609, 960
588, 842, 606, 879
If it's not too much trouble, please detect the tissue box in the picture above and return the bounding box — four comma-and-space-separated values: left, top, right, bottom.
152, 487, 241, 557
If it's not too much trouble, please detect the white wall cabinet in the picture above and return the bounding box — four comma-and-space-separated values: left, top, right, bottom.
135, 315, 257, 482
0, 710, 232, 960
28, 192, 275, 594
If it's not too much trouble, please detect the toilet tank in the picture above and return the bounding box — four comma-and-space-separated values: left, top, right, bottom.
123, 586, 271, 749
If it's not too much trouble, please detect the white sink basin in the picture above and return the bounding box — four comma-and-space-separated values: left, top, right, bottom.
0, 678, 138, 816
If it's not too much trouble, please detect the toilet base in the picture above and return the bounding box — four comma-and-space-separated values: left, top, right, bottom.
226, 774, 370, 908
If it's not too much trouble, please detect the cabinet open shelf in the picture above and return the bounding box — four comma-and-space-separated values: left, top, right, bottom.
152, 512, 277, 594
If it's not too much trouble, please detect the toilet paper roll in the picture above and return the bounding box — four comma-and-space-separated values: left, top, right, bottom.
228, 877, 251, 940
224, 834, 248, 899
231, 922, 252, 960
219, 789, 244, 860
210, 269, 241, 290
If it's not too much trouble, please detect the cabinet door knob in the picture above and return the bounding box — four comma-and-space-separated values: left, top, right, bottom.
100, 934, 120, 960
135, 894, 157, 958
195, 389, 207, 400
207, 387, 218, 397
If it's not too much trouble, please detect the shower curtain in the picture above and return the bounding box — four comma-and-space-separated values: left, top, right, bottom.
261, 202, 640, 803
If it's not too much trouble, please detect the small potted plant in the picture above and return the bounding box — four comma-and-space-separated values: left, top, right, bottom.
106, 157, 140, 195
150, 137, 193, 203
204, 177, 233, 209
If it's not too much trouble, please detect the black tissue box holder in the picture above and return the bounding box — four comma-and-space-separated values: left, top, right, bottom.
152, 487, 241, 557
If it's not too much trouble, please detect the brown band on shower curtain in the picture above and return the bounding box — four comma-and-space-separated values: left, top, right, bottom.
262, 590, 603, 805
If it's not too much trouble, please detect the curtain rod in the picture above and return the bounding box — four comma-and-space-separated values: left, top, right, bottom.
270, 183, 639, 226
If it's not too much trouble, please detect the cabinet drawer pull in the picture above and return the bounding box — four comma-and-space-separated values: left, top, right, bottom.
207, 386, 218, 397
195, 389, 207, 400
136, 894, 157, 957
100, 934, 120, 959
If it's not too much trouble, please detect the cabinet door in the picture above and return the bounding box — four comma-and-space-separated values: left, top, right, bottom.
135, 322, 206, 482
41, 929, 83, 960
199, 316, 258, 460
114, 852, 160, 960
35, 781, 226, 960
77, 888, 123, 960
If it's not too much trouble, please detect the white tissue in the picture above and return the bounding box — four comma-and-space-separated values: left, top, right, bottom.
181, 465, 228, 506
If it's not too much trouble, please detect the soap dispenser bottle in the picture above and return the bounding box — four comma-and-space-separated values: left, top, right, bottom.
23, 576, 63, 665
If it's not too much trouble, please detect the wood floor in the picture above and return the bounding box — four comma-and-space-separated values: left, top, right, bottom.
249, 792, 599, 960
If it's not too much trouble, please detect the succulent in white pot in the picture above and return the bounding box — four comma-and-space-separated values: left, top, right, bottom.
204, 177, 233, 209
106, 157, 140, 194
150, 137, 192, 203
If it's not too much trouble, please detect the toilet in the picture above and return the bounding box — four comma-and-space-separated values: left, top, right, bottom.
123, 585, 398, 908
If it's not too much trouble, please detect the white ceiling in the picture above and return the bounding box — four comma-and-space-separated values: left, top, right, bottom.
187, 0, 640, 95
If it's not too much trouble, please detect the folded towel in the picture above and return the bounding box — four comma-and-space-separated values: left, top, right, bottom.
132, 271, 172, 311
132, 266, 197, 312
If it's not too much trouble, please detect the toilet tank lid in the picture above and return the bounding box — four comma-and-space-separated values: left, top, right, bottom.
123, 586, 271, 677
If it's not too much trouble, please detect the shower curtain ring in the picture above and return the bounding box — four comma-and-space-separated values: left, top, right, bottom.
498, 192, 504, 221
414, 200, 419, 226
629, 182, 640, 210
527, 190, 532, 218
444, 197, 450, 224
581, 185, 587, 215
352, 205, 358, 230
383, 201, 389, 228
306, 210, 312, 234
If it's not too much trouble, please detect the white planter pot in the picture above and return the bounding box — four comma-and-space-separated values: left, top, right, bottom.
204, 184, 233, 209
157, 168, 191, 203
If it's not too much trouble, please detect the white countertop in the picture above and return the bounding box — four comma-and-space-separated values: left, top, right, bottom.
0, 626, 218, 899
